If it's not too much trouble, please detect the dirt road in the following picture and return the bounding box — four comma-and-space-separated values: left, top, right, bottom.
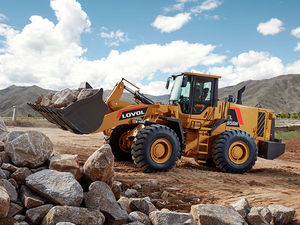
9, 127, 300, 223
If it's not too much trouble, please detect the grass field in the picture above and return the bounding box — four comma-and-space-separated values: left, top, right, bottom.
275, 130, 300, 141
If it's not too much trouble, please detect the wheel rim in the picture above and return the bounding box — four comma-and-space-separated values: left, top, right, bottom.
119, 132, 131, 153
228, 141, 250, 164
150, 138, 172, 164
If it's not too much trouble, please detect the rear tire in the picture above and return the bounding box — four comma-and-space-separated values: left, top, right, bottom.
132, 124, 180, 172
212, 129, 257, 174
108, 124, 136, 161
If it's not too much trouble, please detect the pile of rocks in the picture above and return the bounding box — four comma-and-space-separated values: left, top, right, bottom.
0, 117, 296, 225
34, 88, 98, 109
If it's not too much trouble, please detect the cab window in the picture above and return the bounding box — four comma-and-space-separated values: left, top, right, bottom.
192, 78, 213, 114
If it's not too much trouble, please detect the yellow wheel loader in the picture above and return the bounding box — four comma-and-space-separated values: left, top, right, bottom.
28, 72, 285, 173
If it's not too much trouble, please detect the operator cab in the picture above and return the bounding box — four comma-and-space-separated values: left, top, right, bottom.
167, 72, 220, 114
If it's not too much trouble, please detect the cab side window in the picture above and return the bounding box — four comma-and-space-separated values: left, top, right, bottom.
192, 78, 213, 114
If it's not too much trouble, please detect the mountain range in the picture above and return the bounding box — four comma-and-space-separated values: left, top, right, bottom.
0, 74, 299, 117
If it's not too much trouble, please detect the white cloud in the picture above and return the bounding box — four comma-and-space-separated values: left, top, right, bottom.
100, 29, 128, 47
257, 18, 284, 36
152, 13, 191, 33
137, 81, 170, 95
164, 0, 196, 12
191, 0, 222, 14
207, 50, 300, 87
0, 0, 226, 94
291, 27, 300, 38
294, 43, 300, 51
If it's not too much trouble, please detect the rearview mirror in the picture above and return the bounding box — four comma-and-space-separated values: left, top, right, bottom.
165, 77, 171, 89
182, 75, 188, 87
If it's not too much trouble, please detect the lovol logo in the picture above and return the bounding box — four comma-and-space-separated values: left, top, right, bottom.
118, 107, 148, 120
226, 108, 244, 127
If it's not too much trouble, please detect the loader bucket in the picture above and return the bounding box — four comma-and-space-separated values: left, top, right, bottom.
28, 89, 108, 134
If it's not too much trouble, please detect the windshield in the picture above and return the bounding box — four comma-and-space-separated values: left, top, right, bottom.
169, 75, 191, 113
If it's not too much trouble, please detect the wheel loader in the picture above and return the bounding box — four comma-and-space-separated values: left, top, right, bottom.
28, 72, 285, 173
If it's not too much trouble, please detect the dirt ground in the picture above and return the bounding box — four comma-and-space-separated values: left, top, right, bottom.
9, 126, 300, 224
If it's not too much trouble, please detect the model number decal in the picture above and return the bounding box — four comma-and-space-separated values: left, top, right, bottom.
118, 107, 148, 120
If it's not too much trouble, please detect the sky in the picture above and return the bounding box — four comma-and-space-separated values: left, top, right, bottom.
0, 0, 299, 95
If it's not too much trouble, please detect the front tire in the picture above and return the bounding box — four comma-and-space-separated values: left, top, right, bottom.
108, 124, 136, 161
132, 124, 180, 172
212, 129, 257, 174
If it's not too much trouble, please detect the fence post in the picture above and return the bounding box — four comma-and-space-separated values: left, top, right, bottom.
12, 106, 16, 121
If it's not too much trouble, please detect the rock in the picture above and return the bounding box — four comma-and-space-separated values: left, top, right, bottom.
246, 207, 269, 225
42, 206, 105, 225
0, 169, 6, 179
77, 89, 98, 101
56, 223, 76, 225
4, 131, 53, 168
2, 169, 10, 179
150, 210, 196, 225
190, 204, 247, 225
52, 88, 77, 106
26, 169, 83, 206
31, 166, 47, 173
268, 204, 295, 225
84, 181, 128, 224
49, 154, 82, 180
128, 211, 151, 225
130, 197, 157, 215
14, 214, 25, 222
7, 202, 23, 217
0, 152, 10, 166
257, 207, 272, 224
17, 222, 29, 225
8, 178, 18, 189
231, 198, 250, 218
0, 117, 8, 142
161, 191, 169, 203
0, 179, 18, 202
83, 144, 114, 183
20, 185, 45, 208
0, 186, 10, 218
118, 197, 132, 213
25, 204, 53, 225
0, 142, 4, 151
11, 167, 32, 185
112, 181, 122, 200
1, 163, 18, 173
124, 221, 145, 225
125, 189, 138, 198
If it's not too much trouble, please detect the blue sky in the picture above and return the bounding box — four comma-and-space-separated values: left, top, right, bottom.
0, 0, 299, 94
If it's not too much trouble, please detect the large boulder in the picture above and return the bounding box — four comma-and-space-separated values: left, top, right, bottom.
191, 204, 247, 225
0, 152, 9, 166
246, 207, 269, 225
7, 202, 23, 218
25, 169, 83, 206
257, 207, 272, 224
268, 204, 295, 225
4, 131, 53, 168
10, 167, 32, 185
20, 185, 45, 208
25, 204, 53, 225
150, 210, 196, 225
52, 88, 77, 107
0, 117, 8, 142
128, 211, 151, 225
77, 89, 98, 101
0, 141, 4, 151
42, 206, 105, 225
0, 179, 18, 202
83, 144, 114, 183
0, 169, 6, 179
231, 198, 250, 218
0, 186, 10, 218
49, 154, 82, 180
129, 197, 157, 215
84, 181, 128, 225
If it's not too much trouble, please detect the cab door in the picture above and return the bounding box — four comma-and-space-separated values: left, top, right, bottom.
189, 76, 218, 128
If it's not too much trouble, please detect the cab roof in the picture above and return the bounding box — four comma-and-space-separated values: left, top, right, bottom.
172, 72, 221, 79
